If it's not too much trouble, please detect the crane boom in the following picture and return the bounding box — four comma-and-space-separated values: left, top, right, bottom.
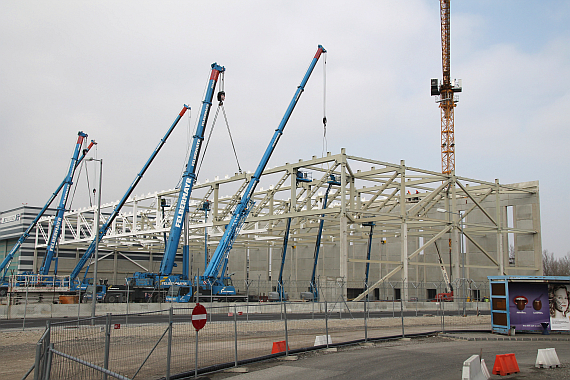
159, 63, 225, 276
0, 137, 95, 280
69, 105, 190, 285
202, 45, 326, 282
39, 131, 88, 275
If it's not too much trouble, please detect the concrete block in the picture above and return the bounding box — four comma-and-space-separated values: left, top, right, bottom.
462, 355, 490, 380
535, 348, 561, 368
314, 335, 333, 346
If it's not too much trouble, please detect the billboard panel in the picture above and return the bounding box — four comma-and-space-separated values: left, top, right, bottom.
549, 284, 570, 331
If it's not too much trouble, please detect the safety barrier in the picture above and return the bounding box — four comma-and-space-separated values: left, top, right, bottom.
535, 348, 561, 369
461, 355, 490, 380
492, 353, 520, 376
22, 300, 490, 380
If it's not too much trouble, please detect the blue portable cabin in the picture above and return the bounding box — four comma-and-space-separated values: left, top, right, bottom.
488, 275, 570, 335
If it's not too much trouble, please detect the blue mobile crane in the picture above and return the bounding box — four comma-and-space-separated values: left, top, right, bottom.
68, 104, 191, 297
300, 174, 341, 301
128, 63, 225, 302
268, 217, 292, 302
195, 45, 327, 301
0, 134, 95, 296
39, 132, 89, 276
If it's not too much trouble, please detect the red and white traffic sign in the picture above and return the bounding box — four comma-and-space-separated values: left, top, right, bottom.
192, 303, 207, 331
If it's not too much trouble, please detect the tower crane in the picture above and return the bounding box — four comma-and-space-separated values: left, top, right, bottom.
431, 0, 462, 175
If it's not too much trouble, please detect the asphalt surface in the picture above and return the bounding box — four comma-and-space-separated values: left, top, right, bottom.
204, 333, 570, 380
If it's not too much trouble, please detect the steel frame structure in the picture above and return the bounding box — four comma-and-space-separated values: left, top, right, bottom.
33, 149, 541, 300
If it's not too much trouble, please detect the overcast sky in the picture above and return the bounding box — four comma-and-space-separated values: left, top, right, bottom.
1, 1, 569, 257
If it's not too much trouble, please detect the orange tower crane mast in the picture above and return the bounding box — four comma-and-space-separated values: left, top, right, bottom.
431, 0, 461, 175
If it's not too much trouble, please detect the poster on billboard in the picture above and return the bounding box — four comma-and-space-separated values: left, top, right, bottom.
507, 282, 549, 331
549, 284, 570, 331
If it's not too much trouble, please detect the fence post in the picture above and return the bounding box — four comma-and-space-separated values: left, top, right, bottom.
42, 321, 51, 379
195, 329, 199, 379
44, 343, 54, 380
234, 304, 238, 367
283, 302, 289, 356
441, 301, 445, 333
364, 296, 368, 343
104, 313, 111, 380
23, 278, 29, 331
325, 301, 329, 349
33, 339, 43, 380
400, 298, 405, 339
166, 306, 173, 380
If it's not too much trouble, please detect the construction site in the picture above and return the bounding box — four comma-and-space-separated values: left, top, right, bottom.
0, 2, 543, 306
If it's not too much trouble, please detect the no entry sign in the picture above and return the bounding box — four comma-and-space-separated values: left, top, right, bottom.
192, 303, 207, 331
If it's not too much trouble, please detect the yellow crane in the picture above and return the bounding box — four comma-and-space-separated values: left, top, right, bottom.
431, 0, 462, 175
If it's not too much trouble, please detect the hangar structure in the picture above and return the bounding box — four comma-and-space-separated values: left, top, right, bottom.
20, 148, 541, 301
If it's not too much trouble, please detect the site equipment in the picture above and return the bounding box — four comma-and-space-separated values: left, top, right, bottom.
433, 241, 453, 301
268, 217, 292, 301
39, 132, 89, 276
300, 173, 340, 301
362, 221, 375, 295
126, 63, 225, 303
68, 104, 191, 292
197, 45, 327, 301
0, 134, 95, 295
431, 0, 461, 175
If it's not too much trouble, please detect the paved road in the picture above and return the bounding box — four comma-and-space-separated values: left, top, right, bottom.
207, 334, 570, 380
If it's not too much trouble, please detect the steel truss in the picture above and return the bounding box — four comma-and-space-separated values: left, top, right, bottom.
34, 149, 541, 300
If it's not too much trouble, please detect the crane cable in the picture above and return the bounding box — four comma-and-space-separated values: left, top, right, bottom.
197, 73, 243, 177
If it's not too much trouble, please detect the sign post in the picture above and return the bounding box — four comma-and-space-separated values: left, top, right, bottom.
192, 303, 207, 378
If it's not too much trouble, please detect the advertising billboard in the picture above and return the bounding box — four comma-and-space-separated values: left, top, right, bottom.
549, 284, 570, 331
507, 282, 549, 331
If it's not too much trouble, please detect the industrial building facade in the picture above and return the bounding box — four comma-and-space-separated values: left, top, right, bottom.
0, 149, 542, 301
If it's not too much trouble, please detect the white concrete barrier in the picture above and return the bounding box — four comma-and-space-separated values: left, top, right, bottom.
314, 335, 333, 346
535, 348, 560, 368
462, 355, 490, 380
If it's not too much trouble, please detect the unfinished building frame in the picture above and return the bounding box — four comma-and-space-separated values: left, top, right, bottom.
32, 148, 541, 301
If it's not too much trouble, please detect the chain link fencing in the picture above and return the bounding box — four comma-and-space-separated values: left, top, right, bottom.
24, 297, 491, 380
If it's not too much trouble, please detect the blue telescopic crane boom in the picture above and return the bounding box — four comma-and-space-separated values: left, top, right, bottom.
39, 131, 88, 275
277, 217, 292, 301
362, 221, 375, 293
69, 105, 190, 285
0, 137, 96, 280
159, 63, 225, 277
308, 175, 340, 301
203, 45, 326, 282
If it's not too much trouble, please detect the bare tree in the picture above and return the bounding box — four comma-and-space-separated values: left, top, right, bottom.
543, 250, 570, 276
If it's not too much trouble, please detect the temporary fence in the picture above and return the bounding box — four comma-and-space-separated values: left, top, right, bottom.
25, 298, 490, 380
